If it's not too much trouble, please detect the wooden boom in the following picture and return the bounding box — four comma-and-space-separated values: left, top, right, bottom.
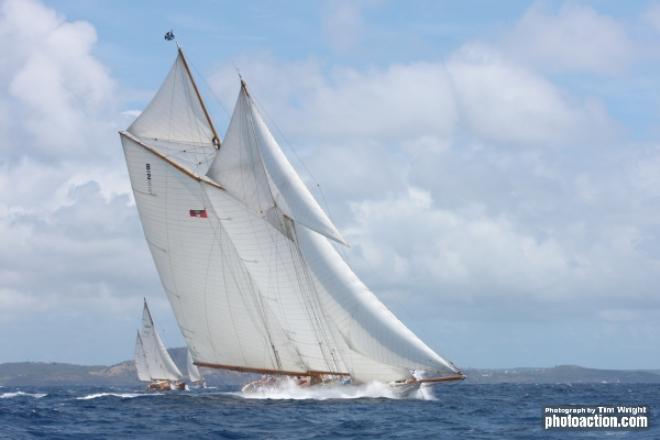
194, 361, 351, 378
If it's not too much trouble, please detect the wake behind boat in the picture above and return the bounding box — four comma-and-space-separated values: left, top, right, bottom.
135, 300, 186, 391
120, 37, 464, 395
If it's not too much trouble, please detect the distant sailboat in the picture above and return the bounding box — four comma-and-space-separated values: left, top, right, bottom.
186, 350, 205, 387
135, 300, 186, 391
120, 44, 464, 393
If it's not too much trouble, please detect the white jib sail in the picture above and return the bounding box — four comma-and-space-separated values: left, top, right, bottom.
134, 331, 151, 382
121, 51, 460, 383
139, 300, 184, 382
187, 350, 203, 383
206, 85, 347, 245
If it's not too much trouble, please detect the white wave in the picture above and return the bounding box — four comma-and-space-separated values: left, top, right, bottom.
76, 392, 159, 400
0, 391, 47, 399
236, 377, 435, 401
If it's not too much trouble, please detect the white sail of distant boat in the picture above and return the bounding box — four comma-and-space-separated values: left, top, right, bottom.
120, 45, 463, 387
134, 332, 151, 382
187, 350, 204, 385
134, 299, 184, 389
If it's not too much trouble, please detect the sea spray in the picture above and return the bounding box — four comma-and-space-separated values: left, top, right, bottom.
76, 392, 161, 400
235, 377, 435, 401
0, 391, 47, 399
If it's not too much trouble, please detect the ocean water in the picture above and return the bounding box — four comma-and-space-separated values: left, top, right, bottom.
0, 382, 656, 439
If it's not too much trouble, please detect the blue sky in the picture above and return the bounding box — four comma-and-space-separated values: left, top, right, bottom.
1, 0, 660, 369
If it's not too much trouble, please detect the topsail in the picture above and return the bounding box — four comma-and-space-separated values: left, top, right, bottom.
121, 47, 462, 384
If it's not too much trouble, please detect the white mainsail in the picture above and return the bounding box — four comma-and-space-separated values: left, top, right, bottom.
187, 350, 203, 384
135, 299, 184, 382
121, 48, 461, 384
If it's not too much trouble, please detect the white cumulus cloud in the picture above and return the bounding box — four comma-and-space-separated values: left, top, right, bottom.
504, 3, 633, 74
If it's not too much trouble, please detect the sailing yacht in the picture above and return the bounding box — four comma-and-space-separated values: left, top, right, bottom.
135, 300, 186, 391
120, 43, 464, 394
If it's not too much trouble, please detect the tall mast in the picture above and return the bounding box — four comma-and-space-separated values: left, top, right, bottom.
177, 46, 221, 149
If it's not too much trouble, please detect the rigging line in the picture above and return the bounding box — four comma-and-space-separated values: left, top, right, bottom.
241, 99, 295, 371
201, 189, 253, 368
187, 58, 232, 120
249, 91, 350, 257
297, 250, 345, 372
249, 93, 316, 182
167, 55, 178, 150
159, 141, 183, 308
248, 93, 336, 215
198, 183, 224, 362
258, 186, 301, 367
229, 77, 348, 257
244, 92, 280, 214
177, 47, 221, 147
204, 192, 266, 365
240, 102, 318, 371
243, 89, 344, 372
210, 193, 287, 371
286, 220, 340, 373
177, 56, 209, 167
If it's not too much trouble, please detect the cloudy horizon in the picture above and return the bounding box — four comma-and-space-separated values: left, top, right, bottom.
1, 0, 659, 369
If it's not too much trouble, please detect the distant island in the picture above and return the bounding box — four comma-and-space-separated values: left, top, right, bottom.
0, 348, 252, 387
1, 348, 659, 386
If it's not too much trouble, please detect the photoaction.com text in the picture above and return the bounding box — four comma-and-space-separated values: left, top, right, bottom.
543, 405, 648, 430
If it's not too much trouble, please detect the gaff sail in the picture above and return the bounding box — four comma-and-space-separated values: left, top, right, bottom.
121, 48, 462, 384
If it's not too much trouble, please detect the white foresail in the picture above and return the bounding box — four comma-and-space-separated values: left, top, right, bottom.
296, 226, 458, 376
134, 332, 151, 382
206, 86, 347, 245
187, 350, 203, 383
128, 48, 218, 174
139, 300, 184, 381
121, 51, 460, 383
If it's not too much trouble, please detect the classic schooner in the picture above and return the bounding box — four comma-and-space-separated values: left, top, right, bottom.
135, 300, 186, 390
120, 44, 464, 393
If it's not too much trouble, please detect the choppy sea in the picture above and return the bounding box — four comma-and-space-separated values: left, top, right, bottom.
0, 382, 656, 439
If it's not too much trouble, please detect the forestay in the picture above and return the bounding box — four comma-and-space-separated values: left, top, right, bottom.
121, 49, 460, 383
